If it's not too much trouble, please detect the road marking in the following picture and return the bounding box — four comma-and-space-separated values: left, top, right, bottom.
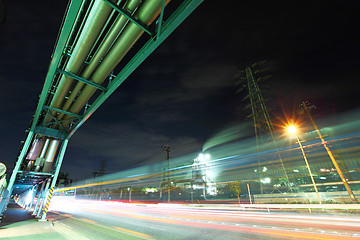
114, 226, 153, 239
256, 228, 348, 240
81, 218, 97, 223
63, 214, 73, 218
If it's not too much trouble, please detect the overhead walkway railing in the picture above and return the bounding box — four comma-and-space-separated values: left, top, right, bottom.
0, 0, 204, 218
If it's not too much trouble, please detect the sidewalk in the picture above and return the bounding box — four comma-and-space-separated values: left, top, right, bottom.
0, 201, 65, 240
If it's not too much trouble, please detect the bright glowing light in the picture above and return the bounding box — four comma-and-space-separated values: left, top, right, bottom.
25, 190, 33, 205
288, 125, 297, 134
207, 183, 217, 195
206, 169, 218, 180
196, 153, 211, 164
261, 178, 271, 184
144, 187, 158, 193
198, 153, 211, 161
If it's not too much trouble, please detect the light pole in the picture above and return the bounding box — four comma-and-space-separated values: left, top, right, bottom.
298, 101, 357, 202
287, 125, 322, 204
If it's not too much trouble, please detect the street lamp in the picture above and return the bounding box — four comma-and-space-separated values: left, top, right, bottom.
287, 125, 322, 204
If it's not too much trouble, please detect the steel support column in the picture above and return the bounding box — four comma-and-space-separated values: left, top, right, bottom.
40, 187, 54, 221
0, 131, 34, 214
51, 139, 68, 189
32, 181, 45, 215
36, 178, 51, 218
40, 139, 69, 220
26, 185, 37, 211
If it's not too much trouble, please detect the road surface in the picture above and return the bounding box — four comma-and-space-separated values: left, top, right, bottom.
45, 199, 360, 239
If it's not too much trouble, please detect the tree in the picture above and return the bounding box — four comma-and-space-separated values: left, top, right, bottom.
229, 180, 241, 206
56, 172, 72, 187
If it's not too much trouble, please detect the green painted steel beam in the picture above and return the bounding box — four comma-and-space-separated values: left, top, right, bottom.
29, 0, 83, 134
67, 0, 204, 139
0, 131, 34, 214
43, 105, 81, 119
40, 139, 68, 220
156, 0, 166, 38
51, 139, 69, 189
57, 68, 107, 92
0, 2, 83, 214
103, 0, 155, 37
44, 106, 67, 131
34, 126, 68, 139
17, 171, 53, 177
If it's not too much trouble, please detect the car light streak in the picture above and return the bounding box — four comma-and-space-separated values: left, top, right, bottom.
82, 208, 177, 223
49, 199, 360, 239
77, 206, 359, 239
167, 213, 360, 232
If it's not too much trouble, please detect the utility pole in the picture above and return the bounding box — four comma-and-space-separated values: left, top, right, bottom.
162, 146, 171, 202
93, 160, 106, 178
294, 134, 322, 204
298, 100, 357, 202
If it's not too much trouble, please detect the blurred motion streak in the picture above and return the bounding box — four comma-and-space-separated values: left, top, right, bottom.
48, 199, 360, 240
54, 110, 360, 205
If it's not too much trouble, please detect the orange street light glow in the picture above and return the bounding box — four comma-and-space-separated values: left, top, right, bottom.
287, 125, 297, 134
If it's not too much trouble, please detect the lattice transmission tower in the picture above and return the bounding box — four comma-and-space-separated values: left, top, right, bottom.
235, 61, 292, 194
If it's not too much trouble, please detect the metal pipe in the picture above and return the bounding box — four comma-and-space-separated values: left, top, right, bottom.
61, 0, 170, 127
45, 0, 113, 123
39, 138, 50, 159
26, 138, 44, 161
25, 138, 44, 171
84, 0, 123, 64
57, 0, 141, 120
42, 140, 60, 173
68, 0, 96, 57
34, 138, 50, 172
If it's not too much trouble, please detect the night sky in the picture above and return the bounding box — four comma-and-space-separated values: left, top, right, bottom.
0, 0, 359, 181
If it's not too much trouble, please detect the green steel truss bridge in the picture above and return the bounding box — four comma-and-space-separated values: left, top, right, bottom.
0, 0, 203, 218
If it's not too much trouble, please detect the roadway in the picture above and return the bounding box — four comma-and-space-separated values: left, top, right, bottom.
45, 199, 360, 240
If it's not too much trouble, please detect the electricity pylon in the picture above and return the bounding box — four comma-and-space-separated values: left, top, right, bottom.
235, 61, 292, 194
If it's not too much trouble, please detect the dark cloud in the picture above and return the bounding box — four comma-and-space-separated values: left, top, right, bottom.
66, 122, 202, 179
0, 0, 359, 180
